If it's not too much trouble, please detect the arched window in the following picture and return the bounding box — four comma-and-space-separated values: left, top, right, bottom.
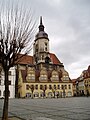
34, 92, 39, 97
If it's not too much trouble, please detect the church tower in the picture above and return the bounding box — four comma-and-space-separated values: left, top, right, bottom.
33, 17, 50, 64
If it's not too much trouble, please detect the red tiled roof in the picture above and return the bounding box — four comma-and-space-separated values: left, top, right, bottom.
82, 66, 90, 79
21, 69, 63, 83
49, 53, 61, 65
17, 54, 33, 65
17, 53, 62, 65
72, 79, 77, 85
21, 70, 27, 82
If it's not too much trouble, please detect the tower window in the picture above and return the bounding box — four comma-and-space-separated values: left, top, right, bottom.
0, 90, 1, 96
36, 48, 38, 52
45, 42, 47, 46
35, 44, 38, 52
45, 47, 47, 51
0, 80, 1, 85
42, 55, 44, 60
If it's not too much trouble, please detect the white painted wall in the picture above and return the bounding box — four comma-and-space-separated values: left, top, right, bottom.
0, 67, 16, 98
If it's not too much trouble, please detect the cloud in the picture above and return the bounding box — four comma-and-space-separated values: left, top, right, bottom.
30, 0, 90, 78
1, 0, 90, 79
45, 0, 61, 7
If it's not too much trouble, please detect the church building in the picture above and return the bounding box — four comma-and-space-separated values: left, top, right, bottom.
16, 17, 73, 98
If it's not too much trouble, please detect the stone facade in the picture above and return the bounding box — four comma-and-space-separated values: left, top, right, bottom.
74, 65, 90, 96
16, 17, 73, 98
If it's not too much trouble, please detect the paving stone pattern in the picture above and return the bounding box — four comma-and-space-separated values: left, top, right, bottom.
0, 97, 90, 120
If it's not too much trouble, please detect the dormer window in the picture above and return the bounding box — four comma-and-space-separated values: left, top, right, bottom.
28, 74, 35, 80
63, 75, 69, 80
51, 71, 59, 81
27, 69, 35, 81
39, 70, 47, 81
40, 74, 47, 80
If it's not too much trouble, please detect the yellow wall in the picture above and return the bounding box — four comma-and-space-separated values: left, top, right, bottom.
19, 82, 73, 98
17, 65, 73, 98
84, 78, 90, 95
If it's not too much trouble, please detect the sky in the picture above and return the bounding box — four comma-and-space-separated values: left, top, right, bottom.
1, 0, 90, 79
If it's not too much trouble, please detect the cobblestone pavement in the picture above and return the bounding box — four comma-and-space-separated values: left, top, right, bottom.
0, 97, 90, 120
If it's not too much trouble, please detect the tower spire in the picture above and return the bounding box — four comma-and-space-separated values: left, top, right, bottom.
40, 16, 42, 25
39, 16, 44, 31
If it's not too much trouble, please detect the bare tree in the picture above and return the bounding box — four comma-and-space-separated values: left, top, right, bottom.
0, 4, 35, 120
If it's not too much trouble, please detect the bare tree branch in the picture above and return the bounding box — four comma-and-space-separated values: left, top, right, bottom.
0, 3, 36, 119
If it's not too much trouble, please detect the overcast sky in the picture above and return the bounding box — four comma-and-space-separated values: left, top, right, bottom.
2, 0, 90, 79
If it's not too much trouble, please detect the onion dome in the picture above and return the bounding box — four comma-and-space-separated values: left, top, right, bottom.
35, 16, 49, 40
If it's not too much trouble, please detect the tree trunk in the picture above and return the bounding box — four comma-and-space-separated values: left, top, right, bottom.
2, 69, 9, 120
